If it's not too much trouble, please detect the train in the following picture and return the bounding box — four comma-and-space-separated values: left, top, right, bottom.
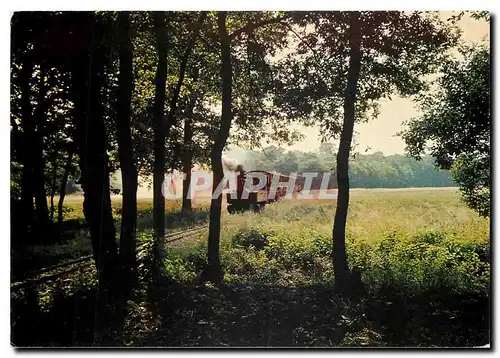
225, 169, 301, 214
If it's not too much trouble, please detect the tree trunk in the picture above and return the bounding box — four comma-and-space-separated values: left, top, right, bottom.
57, 146, 75, 224
19, 160, 34, 234
116, 11, 138, 283
71, 13, 118, 288
204, 11, 232, 283
332, 12, 362, 291
158, 12, 205, 223
18, 56, 35, 234
152, 12, 169, 275
32, 64, 50, 230
18, 58, 50, 236
181, 97, 196, 214
50, 159, 58, 221
164, 12, 206, 137
32, 147, 49, 230
181, 148, 193, 214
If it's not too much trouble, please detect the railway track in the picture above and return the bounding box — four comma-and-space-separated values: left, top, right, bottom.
11, 225, 209, 291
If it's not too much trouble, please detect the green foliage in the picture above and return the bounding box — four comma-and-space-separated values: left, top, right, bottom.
161, 221, 489, 296
275, 11, 459, 141
164, 258, 197, 282
402, 46, 490, 216
10, 10, 491, 346
265, 230, 319, 270
11, 190, 490, 347
20, 190, 488, 297
348, 231, 490, 295
232, 228, 272, 250
451, 153, 490, 217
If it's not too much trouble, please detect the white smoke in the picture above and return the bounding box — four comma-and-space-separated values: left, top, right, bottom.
222, 156, 238, 172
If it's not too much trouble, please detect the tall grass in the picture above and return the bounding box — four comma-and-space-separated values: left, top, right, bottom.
162, 189, 490, 296
30, 189, 490, 296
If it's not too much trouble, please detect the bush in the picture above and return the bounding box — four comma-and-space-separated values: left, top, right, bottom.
222, 248, 279, 283
232, 228, 273, 250
348, 230, 490, 296
183, 245, 208, 273
265, 231, 319, 271
163, 258, 197, 282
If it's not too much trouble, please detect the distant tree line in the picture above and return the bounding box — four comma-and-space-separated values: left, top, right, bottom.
227, 144, 455, 189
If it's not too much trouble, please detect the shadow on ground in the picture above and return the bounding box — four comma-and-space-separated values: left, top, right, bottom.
11, 283, 133, 347
136, 282, 489, 347
13, 279, 488, 347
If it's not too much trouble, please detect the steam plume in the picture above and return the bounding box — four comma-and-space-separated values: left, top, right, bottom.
222, 156, 238, 171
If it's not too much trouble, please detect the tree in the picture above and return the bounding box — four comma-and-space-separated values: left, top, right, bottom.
279, 11, 458, 289
10, 13, 52, 236
402, 45, 490, 217
152, 11, 169, 276
57, 143, 77, 223
203, 11, 232, 282
11, 12, 86, 239
116, 11, 138, 281
70, 12, 119, 286
166, 12, 207, 214
203, 11, 291, 282
177, 65, 219, 214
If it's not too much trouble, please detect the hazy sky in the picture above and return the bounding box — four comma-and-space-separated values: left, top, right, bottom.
282, 12, 490, 155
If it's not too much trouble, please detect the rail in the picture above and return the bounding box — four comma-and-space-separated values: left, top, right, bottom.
11, 225, 209, 290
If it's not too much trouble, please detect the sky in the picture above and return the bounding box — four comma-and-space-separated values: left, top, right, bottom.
280, 12, 490, 155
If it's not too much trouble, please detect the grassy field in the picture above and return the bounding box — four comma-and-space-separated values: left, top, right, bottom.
162, 188, 489, 291
11, 188, 490, 347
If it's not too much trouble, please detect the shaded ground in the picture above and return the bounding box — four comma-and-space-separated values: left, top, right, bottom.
137, 283, 489, 347
12, 281, 489, 348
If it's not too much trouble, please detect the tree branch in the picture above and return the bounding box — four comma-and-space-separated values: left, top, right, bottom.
165, 12, 207, 134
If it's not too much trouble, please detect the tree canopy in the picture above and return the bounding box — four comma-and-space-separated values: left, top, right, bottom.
402, 45, 490, 216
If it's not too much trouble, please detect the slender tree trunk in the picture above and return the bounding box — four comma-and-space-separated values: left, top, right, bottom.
57, 147, 75, 223
181, 97, 196, 214
181, 152, 193, 213
164, 12, 206, 186
158, 12, 205, 225
152, 12, 169, 275
20, 160, 34, 233
204, 11, 232, 283
116, 11, 138, 283
71, 14, 118, 288
164, 12, 206, 137
17, 59, 50, 236
332, 12, 362, 291
33, 149, 49, 230
18, 57, 35, 233
50, 159, 58, 221
32, 64, 50, 230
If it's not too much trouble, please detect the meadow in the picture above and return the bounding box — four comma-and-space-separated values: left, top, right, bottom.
11, 188, 490, 347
